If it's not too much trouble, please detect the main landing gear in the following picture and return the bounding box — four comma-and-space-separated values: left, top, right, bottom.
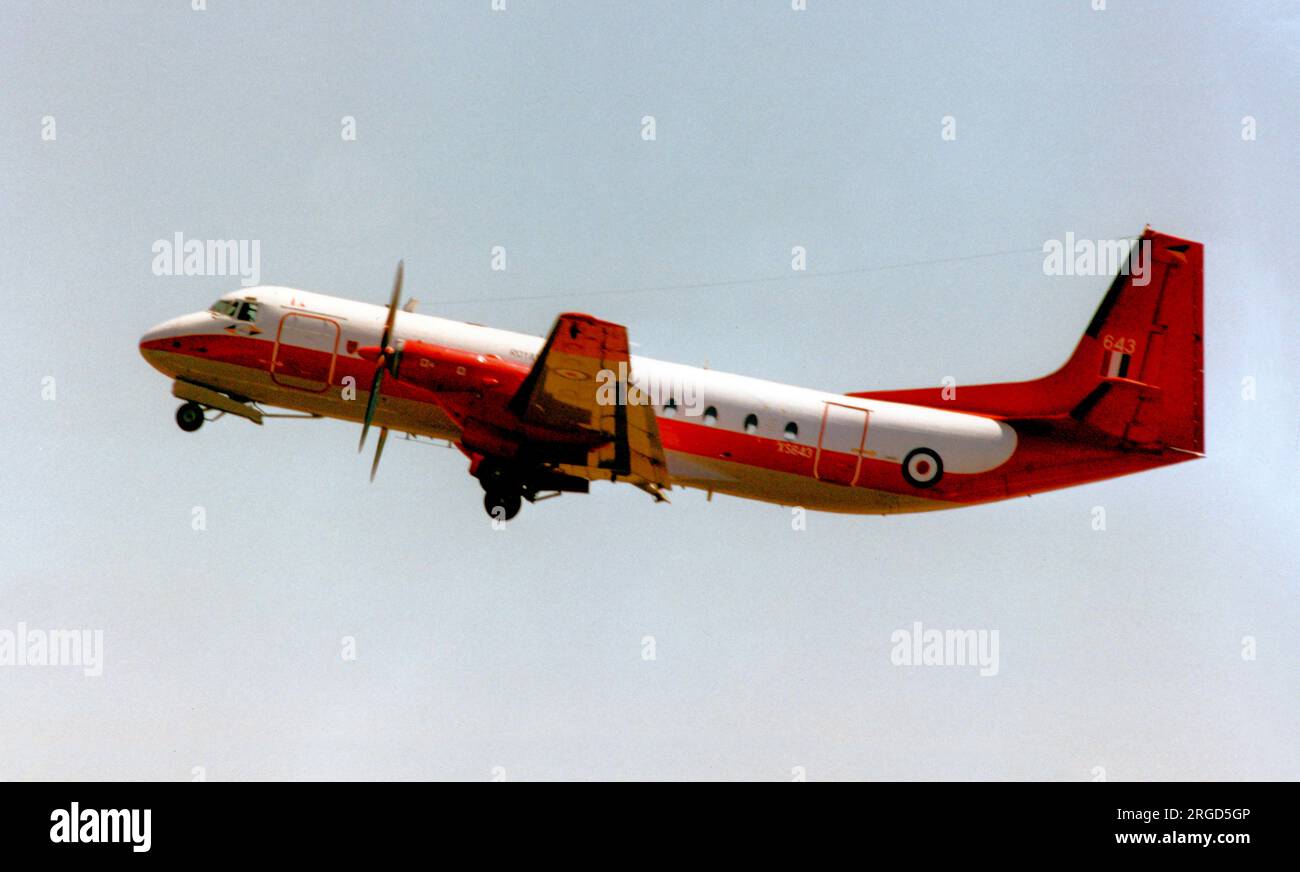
478, 459, 525, 522
472, 457, 591, 522
483, 490, 523, 522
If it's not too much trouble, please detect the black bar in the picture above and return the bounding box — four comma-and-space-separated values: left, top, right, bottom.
0, 784, 1286, 859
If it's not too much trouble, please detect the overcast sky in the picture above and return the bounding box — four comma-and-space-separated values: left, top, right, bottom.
2, 0, 1297, 780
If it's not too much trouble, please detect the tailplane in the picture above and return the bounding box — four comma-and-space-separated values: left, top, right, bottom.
848, 228, 1204, 455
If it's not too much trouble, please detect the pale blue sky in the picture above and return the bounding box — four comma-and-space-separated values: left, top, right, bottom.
2, 1, 1297, 780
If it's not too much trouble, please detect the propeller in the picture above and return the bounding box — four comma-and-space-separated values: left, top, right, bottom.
358, 260, 403, 480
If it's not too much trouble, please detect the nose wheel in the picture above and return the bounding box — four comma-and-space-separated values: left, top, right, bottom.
175, 402, 205, 432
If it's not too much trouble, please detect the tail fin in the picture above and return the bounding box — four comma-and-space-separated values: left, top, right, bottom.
848, 228, 1204, 454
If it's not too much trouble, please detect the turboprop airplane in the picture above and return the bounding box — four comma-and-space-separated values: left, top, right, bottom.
139, 228, 1203, 521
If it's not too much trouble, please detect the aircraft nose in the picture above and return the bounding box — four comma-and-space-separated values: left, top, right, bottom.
139, 321, 172, 356
140, 314, 193, 348
139, 314, 197, 369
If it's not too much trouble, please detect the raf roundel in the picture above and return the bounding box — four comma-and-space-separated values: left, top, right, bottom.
902, 448, 943, 488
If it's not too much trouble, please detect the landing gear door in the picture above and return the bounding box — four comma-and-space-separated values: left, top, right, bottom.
814, 401, 870, 487
271, 313, 340, 393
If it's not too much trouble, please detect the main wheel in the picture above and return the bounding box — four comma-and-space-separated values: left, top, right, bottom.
176, 402, 205, 432
901, 447, 943, 488
476, 458, 519, 492
483, 490, 522, 522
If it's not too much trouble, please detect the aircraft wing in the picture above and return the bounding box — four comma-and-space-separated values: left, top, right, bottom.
508, 313, 671, 500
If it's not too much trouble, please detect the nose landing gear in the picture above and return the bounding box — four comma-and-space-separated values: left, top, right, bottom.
175, 402, 205, 432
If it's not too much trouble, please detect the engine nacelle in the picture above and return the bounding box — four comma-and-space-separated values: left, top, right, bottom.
360, 340, 529, 395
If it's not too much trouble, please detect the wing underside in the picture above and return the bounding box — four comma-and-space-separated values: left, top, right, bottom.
509, 313, 670, 500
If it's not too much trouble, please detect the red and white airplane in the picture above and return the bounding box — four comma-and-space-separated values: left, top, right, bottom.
140, 228, 1203, 521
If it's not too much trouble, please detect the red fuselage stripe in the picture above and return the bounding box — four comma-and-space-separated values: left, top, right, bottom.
143, 334, 1192, 505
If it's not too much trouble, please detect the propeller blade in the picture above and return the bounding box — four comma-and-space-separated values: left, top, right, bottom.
358, 260, 403, 464
379, 260, 403, 351
357, 364, 386, 452
370, 427, 389, 482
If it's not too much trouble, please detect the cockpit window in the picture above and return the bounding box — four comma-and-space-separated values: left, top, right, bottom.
210, 300, 258, 322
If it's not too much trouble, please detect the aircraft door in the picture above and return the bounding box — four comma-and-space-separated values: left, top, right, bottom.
271, 313, 340, 392
814, 401, 871, 486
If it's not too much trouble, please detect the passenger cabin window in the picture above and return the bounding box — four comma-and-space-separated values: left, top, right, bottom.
784, 421, 799, 441
743, 414, 759, 435
662, 397, 678, 417
703, 406, 718, 426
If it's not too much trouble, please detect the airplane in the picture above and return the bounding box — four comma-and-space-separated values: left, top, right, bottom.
139, 227, 1203, 521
